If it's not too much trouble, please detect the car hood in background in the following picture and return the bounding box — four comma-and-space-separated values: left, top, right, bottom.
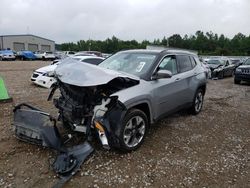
238, 65, 250, 69
207, 64, 222, 69
36, 64, 58, 73
55, 60, 140, 87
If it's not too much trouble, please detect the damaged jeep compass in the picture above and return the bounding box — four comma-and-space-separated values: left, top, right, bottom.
15, 49, 207, 152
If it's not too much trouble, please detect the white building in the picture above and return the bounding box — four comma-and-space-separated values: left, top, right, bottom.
0, 34, 55, 52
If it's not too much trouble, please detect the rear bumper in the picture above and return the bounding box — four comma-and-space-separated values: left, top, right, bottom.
1, 56, 15, 60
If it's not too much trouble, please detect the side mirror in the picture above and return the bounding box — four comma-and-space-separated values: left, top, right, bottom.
152, 70, 172, 80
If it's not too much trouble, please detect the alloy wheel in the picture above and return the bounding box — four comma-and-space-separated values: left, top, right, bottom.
123, 116, 146, 148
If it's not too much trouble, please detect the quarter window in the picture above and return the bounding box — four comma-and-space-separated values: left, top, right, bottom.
190, 56, 197, 68
178, 55, 193, 72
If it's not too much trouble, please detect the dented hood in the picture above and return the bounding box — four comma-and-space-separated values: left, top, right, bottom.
55, 59, 140, 87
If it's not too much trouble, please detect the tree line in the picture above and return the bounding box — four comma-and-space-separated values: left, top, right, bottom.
56, 31, 250, 56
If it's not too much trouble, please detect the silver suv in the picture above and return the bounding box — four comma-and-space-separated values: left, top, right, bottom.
50, 49, 207, 152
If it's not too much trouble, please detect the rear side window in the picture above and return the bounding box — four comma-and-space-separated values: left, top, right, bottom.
190, 56, 197, 68
177, 55, 193, 73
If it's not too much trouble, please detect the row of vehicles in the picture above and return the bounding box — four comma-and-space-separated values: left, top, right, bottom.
0, 50, 110, 61
200, 56, 250, 84
0, 50, 55, 60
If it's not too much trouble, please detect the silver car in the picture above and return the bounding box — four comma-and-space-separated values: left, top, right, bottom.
14, 49, 207, 153
50, 49, 207, 152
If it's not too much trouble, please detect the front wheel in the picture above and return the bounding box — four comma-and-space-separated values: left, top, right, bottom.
118, 109, 148, 152
190, 89, 204, 115
218, 71, 224, 79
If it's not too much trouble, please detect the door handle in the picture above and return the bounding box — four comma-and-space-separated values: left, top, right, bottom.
194, 72, 198, 76
175, 78, 181, 81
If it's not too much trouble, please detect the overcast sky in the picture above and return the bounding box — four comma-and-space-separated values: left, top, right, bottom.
0, 0, 249, 43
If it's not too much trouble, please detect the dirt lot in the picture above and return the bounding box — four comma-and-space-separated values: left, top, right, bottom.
0, 61, 250, 188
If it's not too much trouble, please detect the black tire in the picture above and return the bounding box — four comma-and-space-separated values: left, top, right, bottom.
218, 71, 224, 79
118, 109, 148, 152
190, 89, 204, 115
0, 56, 2, 61
42, 56, 46, 61
234, 79, 240, 84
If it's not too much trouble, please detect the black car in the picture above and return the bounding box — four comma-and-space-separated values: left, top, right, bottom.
234, 58, 250, 84
207, 58, 236, 79
230, 58, 243, 67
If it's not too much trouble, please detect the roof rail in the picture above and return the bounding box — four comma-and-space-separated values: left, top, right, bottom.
146, 45, 198, 54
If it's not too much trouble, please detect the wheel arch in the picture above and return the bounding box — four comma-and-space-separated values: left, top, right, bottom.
127, 102, 152, 125
198, 84, 206, 95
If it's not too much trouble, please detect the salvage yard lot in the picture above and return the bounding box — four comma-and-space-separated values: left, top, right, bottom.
0, 61, 250, 188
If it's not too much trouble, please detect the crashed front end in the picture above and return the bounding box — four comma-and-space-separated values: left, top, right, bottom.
13, 60, 139, 186
53, 79, 129, 149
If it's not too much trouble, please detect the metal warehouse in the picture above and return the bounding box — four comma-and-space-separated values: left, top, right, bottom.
0, 34, 55, 52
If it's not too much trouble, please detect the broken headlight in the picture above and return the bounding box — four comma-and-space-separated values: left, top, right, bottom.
43, 71, 55, 77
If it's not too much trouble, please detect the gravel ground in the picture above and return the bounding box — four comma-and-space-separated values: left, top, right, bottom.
0, 61, 250, 188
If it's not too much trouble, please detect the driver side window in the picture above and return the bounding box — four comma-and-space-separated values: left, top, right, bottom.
158, 56, 177, 75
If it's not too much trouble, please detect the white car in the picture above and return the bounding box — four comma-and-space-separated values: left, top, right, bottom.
34, 51, 56, 60
64, 51, 76, 57
31, 56, 105, 88
72, 55, 104, 65
31, 63, 58, 88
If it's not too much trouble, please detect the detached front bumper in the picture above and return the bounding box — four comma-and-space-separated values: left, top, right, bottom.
13, 103, 94, 187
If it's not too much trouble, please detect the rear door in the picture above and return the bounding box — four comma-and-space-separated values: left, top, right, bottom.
175, 55, 198, 104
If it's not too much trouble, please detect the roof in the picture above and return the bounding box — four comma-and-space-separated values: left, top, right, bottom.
0, 34, 54, 42
120, 48, 198, 55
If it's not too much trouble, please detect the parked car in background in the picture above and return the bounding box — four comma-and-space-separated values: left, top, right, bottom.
230, 58, 243, 67
207, 57, 236, 79
34, 51, 43, 59
42, 51, 56, 61
54, 51, 68, 60
199, 57, 211, 79
64, 51, 76, 57
16, 51, 36, 60
75, 51, 103, 57
31, 56, 104, 88
31, 62, 58, 88
0, 50, 15, 60
72, 55, 105, 65
234, 58, 250, 84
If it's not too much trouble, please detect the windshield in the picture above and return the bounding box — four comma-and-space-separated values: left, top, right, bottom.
98, 52, 157, 77
207, 59, 223, 65
244, 58, 250, 65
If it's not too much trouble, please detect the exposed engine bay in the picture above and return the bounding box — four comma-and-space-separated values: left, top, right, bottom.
13, 61, 139, 187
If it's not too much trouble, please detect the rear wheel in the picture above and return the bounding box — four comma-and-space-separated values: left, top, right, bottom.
118, 109, 148, 152
190, 89, 204, 115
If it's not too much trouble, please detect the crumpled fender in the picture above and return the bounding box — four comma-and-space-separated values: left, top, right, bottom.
94, 100, 127, 149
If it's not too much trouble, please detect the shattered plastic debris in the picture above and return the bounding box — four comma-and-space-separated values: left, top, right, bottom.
13, 103, 94, 188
